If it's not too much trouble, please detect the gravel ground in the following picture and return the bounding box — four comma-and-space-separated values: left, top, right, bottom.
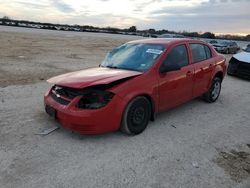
0, 26, 250, 188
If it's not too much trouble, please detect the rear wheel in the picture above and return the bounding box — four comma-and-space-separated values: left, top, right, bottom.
121, 96, 151, 135
203, 77, 222, 103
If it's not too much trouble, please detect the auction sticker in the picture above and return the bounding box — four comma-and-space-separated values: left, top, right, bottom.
146, 49, 163, 55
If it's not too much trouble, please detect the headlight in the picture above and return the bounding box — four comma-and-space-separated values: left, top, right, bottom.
77, 90, 114, 109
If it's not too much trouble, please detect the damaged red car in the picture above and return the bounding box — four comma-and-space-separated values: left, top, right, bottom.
44, 38, 226, 135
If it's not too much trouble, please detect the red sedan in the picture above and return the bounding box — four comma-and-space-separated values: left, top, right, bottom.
44, 38, 226, 135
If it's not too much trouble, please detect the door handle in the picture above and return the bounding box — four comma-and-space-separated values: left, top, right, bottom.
186, 71, 192, 76
208, 64, 213, 70
201, 64, 213, 72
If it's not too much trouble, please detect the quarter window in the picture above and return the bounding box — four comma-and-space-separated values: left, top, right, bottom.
204, 45, 212, 59
162, 45, 189, 68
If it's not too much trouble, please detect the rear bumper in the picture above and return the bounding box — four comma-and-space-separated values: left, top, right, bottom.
44, 90, 126, 134
214, 48, 227, 53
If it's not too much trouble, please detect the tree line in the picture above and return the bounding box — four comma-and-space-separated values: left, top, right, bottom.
1, 16, 249, 41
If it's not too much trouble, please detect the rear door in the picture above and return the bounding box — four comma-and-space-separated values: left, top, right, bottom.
158, 44, 194, 111
190, 43, 214, 97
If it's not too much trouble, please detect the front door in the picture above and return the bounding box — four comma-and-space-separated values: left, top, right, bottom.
158, 44, 194, 112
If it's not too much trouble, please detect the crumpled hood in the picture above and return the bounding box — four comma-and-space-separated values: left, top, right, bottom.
47, 67, 142, 88
233, 51, 250, 63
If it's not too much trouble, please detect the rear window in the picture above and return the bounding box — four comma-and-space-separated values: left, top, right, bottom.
191, 44, 212, 63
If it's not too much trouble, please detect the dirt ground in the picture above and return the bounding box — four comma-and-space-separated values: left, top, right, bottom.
0, 26, 250, 188
0, 26, 140, 87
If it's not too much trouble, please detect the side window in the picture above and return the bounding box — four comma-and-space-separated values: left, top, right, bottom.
162, 45, 189, 68
190, 44, 207, 63
204, 45, 212, 59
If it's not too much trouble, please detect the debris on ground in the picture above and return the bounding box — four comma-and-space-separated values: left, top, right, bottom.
36, 126, 59, 136
192, 162, 199, 168
171, 124, 177, 128
214, 149, 250, 182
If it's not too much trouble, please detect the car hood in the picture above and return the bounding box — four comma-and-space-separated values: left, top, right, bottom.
47, 67, 143, 88
233, 52, 250, 63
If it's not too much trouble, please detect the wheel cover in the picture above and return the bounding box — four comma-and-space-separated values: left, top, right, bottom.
132, 107, 145, 125
211, 81, 221, 100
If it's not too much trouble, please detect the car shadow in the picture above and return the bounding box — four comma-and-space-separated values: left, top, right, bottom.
226, 74, 250, 82
156, 98, 202, 119
38, 91, 229, 143
47, 97, 207, 141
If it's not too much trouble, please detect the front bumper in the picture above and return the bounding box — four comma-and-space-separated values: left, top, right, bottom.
228, 58, 250, 79
44, 89, 126, 134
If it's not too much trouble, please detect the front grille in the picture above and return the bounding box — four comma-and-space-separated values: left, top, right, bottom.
52, 85, 80, 99
51, 92, 70, 105
50, 85, 78, 105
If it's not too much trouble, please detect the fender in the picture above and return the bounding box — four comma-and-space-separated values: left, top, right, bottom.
210, 58, 226, 86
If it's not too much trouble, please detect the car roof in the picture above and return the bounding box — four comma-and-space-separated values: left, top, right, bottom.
128, 38, 206, 46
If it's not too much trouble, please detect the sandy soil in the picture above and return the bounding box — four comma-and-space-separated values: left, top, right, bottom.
0, 26, 141, 87
0, 26, 250, 188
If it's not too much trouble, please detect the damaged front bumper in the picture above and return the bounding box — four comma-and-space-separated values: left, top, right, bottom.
44, 88, 126, 134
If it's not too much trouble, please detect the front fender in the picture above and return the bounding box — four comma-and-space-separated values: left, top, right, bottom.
109, 73, 158, 114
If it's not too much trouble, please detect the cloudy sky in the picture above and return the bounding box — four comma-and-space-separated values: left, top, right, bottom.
0, 0, 249, 35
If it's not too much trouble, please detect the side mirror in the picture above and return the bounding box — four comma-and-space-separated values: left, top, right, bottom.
159, 63, 181, 73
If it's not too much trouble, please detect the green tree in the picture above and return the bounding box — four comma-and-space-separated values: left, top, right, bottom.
2, 16, 10, 20
128, 26, 137, 32
148, 28, 156, 34
201, 32, 215, 39
246, 35, 250, 41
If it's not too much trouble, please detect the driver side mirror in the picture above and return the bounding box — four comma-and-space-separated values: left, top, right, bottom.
159, 63, 181, 73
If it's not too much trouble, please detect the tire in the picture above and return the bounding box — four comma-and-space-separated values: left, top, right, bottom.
203, 77, 222, 103
120, 96, 151, 135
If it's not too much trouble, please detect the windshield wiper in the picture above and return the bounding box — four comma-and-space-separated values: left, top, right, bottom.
105, 65, 119, 69
104, 65, 142, 72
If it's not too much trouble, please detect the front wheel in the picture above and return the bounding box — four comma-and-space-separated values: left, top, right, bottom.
203, 77, 222, 103
120, 96, 151, 135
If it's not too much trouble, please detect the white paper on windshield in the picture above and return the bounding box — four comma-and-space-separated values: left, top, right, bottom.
146, 49, 163, 55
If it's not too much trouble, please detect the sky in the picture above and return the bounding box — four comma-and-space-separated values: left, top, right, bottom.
0, 0, 250, 35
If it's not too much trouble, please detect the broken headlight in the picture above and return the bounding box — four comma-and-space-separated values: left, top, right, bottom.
77, 90, 114, 109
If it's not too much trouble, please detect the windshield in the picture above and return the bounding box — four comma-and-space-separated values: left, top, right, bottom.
220, 41, 229, 46
101, 43, 165, 72
245, 47, 250, 52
